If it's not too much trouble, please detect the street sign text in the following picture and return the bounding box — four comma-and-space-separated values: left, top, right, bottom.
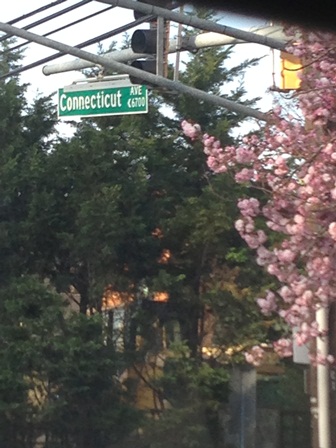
58, 84, 148, 118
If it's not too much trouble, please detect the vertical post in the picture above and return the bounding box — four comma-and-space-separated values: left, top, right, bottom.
156, 16, 165, 77
174, 6, 183, 81
310, 362, 319, 448
328, 303, 336, 446
227, 366, 256, 448
163, 19, 170, 78
316, 306, 331, 448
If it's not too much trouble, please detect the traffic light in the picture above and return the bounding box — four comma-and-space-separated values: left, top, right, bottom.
280, 51, 302, 90
131, 29, 157, 53
129, 28, 158, 84
129, 59, 156, 85
130, 11, 169, 83
129, 1, 184, 84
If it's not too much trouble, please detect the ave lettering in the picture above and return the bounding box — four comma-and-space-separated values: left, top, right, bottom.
130, 85, 143, 95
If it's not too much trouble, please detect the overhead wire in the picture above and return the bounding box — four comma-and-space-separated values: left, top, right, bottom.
0, 0, 71, 43
0, 14, 156, 79
12, 0, 92, 32
7, 0, 69, 25
1, 4, 114, 56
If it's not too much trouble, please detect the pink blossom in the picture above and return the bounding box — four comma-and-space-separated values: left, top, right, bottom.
278, 286, 294, 303
320, 60, 332, 71
235, 168, 254, 183
244, 346, 265, 366
235, 219, 245, 232
237, 198, 260, 217
267, 263, 280, 276
235, 147, 256, 164
296, 289, 314, 307
256, 246, 275, 266
257, 291, 277, 315
181, 120, 201, 140
180, 30, 336, 364
274, 338, 293, 358
275, 249, 296, 263
311, 353, 336, 366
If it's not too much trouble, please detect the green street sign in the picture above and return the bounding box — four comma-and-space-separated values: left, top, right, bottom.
58, 83, 148, 118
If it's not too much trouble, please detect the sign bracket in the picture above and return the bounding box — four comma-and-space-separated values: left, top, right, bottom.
64, 75, 132, 92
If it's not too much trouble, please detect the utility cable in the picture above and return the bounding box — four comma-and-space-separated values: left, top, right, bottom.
0, 0, 92, 45
1, 4, 114, 56
1, 0, 70, 43
0, 14, 155, 79
17, 0, 93, 33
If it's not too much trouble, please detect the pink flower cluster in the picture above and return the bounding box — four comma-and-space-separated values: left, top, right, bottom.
274, 338, 293, 358
244, 345, 265, 366
310, 352, 335, 367
181, 29, 336, 365
181, 120, 201, 140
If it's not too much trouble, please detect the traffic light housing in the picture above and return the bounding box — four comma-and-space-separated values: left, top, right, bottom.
130, 15, 169, 84
131, 29, 157, 53
129, 60, 156, 85
280, 51, 302, 90
130, 29, 157, 84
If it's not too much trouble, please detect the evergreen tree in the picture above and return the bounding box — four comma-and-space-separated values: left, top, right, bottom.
0, 21, 275, 448
0, 276, 140, 448
0, 42, 139, 448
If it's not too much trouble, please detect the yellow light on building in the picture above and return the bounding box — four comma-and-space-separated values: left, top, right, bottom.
158, 248, 171, 264
153, 291, 169, 302
151, 227, 164, 239
102, 289, 134, 310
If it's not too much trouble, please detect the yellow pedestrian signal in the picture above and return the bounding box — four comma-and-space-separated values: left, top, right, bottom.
280, 51, 302, 90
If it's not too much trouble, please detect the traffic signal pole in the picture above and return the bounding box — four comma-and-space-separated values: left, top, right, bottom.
0, 21, 268, 121
156, 16, 165, 77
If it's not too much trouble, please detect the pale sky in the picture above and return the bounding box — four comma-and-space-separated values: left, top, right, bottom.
2, 1, 276, 134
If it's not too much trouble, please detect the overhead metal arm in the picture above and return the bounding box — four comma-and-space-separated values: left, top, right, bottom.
96, 0, 287, 51
0, 21, 268, 121
42, 25, 285, 76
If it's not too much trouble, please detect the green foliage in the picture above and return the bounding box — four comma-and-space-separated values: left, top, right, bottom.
257, 363, 309, 410
142, 343, 230, 448
0, 276, 140, 448
162, 343, 230, 405
0, 24, 277, 448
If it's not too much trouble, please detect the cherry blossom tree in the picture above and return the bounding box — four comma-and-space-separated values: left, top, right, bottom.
182, 28, 336, 366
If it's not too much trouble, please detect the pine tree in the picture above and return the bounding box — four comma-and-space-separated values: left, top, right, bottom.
0, 21, 274, 448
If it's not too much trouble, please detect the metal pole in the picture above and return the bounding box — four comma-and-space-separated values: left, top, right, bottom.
42, 25, 285, 75
316, 306, 331, 448
184, 25, 286, 49
97, 0, 287, 51
156, 16, 165, 77
173, 6, 183, 82
0, 21, 268, 121
43, 48, 151, 74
